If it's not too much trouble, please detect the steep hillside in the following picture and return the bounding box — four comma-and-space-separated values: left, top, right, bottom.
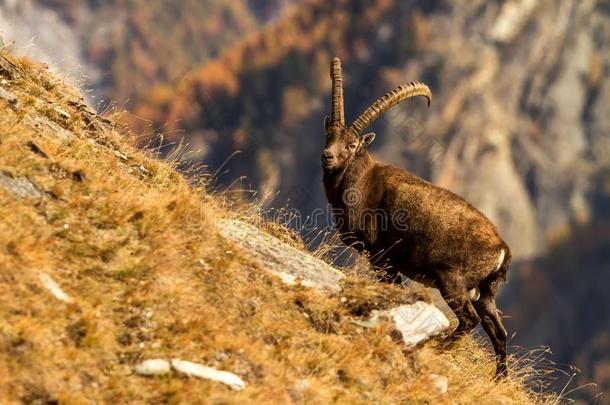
0, 49, 559, 403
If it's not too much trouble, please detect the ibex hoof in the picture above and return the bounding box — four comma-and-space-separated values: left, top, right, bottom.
494, 363, 508, 380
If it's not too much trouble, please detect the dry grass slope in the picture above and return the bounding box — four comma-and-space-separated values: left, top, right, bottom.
0, 49, 556, 404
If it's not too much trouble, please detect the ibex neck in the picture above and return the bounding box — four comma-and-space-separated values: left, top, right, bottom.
323, 152, 374, 207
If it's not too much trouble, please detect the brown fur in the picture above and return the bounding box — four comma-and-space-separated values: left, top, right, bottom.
322, 120, 512, 378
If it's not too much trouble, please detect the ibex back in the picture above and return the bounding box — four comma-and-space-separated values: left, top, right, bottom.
322, 57, 512, 378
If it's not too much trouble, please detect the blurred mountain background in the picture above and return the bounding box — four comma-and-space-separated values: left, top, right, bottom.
1, 0, 608, 401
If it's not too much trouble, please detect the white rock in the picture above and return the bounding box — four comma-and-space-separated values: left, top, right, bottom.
114, 150, 128, 160
388, 302, 450, 347
134, 359, 171, 376
429, 374, 448, 394
352, 301, 450, 347
271, 270, 320, 290
170, 359, 246, 390
39, 273, 72, 303
54, 107, 71, 120
295, 379, 310, 391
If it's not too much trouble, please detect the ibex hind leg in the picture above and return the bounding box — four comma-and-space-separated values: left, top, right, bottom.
473, 274, 508, 378
436, 270, 480, 341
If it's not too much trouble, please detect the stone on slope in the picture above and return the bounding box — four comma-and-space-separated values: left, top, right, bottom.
218, 219, 344, 292
0, 86, 17, 107
388, 302, 451, 347
0, 172, 42, 200
39, 273, 72, 303
134, 359, 171, 376
429, 374, 449, 395
170, 359, 246, 391
352, 301, 450, 347
25, 113, 75, 142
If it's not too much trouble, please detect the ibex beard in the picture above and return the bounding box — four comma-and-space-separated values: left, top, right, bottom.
322, 57, 512, 378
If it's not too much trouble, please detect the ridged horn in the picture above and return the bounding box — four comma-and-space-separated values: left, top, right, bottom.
347, 82, 431, 136
330, 57, 345, 127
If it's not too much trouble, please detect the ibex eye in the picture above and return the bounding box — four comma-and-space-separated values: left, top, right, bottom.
348, 143, 357, 150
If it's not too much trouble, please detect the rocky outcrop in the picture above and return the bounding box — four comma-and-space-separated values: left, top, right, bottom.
0, 172, 43, 200
219, 218, 450, 347
219, 219, 345, 292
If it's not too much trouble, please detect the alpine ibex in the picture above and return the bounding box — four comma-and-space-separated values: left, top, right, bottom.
322, 57, 512, 377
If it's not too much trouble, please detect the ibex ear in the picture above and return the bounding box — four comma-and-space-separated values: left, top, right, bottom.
361, 132, 376, 147
324, 116, 331, 133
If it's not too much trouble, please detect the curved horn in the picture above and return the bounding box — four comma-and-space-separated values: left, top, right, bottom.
347, 82, 431, 136
330, 57, 345, 127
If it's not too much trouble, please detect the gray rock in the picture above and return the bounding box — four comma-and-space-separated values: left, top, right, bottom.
220, 219, 450, 346
0, 172, 42, 199
218, 219, 345, 292
25, 113, 75, 142
0, 86, 17, 108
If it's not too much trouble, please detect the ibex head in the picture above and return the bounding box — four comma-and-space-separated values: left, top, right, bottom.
321, 57, 432, 172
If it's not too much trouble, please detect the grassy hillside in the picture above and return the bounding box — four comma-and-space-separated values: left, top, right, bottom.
0, 50, 556, 403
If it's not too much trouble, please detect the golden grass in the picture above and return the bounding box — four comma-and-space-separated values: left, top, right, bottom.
0, 49, 559, 404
